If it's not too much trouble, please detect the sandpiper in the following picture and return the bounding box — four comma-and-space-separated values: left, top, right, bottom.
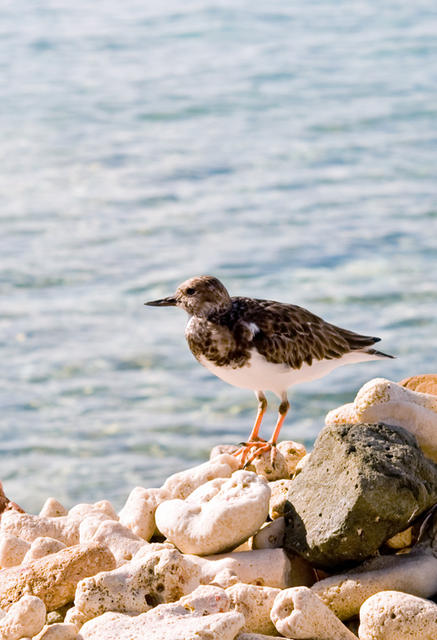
146, 276, 394, 463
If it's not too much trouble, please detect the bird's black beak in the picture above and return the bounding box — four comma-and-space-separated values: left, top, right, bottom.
144, 296, 177, 307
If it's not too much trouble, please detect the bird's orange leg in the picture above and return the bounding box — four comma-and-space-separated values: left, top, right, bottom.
233, 392, 267, 465
244, 395, 290, 466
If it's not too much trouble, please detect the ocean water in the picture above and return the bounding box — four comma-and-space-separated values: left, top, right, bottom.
1, 0, 437, 513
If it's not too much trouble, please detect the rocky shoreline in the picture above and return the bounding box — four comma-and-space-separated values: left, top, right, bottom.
1, 374, 437, 639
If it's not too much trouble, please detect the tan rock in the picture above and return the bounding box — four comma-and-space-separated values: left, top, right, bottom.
156, 470, 270, 555
68, 501, 118, 521
326, 377, 437, 461
0, 512, 79, 547
162, 453, 240, 500
385, 526, 414, 550
39, 499, 68, 518
400, 374, 437, 396
210, 444, 239, 458
0, 534, 30, 568
118, 486, 167, 541
90, 520, 145, 567
22, 537, 66, 563
244, 448, 290, 481
226, 583, 280, 635
0, 596, 46, 640
0, 542, 115, 612
268, 479, 293, 519
236, 635, 288, 640
74, 547, 200, 621
271, 586, 357, 640
276, 441, 307, 475
191, 548, 309, 589
251, 517, 285, 549
358, 590, 437, 639
77, 585, 244, 640
33, 623, 78, 640
78, 514, 111, 542
311, 549, 437, 620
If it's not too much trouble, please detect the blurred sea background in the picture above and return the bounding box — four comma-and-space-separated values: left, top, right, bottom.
1, 0, 437, 512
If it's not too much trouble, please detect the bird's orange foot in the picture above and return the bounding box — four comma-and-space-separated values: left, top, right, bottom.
232, 438, 275, 467
243, 440, 277, 468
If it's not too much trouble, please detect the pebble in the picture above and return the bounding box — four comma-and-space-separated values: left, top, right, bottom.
358, 590, 437, 640
118, 486, 168, 540
161, 453, 240, 499
0, 596, 46, 640
77, 585, 245, 640
271, 585, 357, 640
0, 534, 30, 568
33, 623, 79, 640
226, 583, 280, 635
155, 470, 270, 555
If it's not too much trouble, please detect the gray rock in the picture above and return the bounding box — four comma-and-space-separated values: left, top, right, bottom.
284, 422, 437, 569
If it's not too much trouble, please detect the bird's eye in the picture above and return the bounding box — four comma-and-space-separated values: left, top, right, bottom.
186, 287, 196, 295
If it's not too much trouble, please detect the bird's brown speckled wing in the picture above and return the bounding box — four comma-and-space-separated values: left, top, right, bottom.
234, 297, 380, 369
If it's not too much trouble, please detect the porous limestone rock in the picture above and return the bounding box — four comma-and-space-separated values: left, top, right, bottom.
78, 514, 112, 542
0, 534, 30, 568
161, 453, 240, 499
0, 512, 80, 547
284, 422, 437, 568
190, 548, 313, 589
118, 486, 167, 541
358, 590, 437, 640
251, 517, 285, 549
68, 501, 118, 521
271, 586, 357, 640
77, 585, 245, 640
226, 583, 280, 635
33, 623, 78, 640
0, 596, 46, 640
156, 470, 270, 555
39, 499, 68, 518
0, 542, 115, 612
311, 549, 437, 620
326, 378, 437, 461
269, 480, 293, 520
210, 444, 239, 458
400, 373, 437, 396
244, 448, 290, 481
74, 547, 200, 621
89, 520, 145, 567
276, 441, 307, 475
236, 635, 288, 640
22, 537, 66, 563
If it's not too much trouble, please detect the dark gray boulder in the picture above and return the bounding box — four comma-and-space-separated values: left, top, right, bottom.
284, 422, 437, 569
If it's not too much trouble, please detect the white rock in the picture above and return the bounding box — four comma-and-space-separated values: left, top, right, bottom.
68, 500, 118, 521
226, 583, 280, 635
190, 548, 296, 589
0, 512, 79, 546
90, 520, 146, 567
39, 498, 68, 518
78, 585, 244, 640
251, 517, 285, 549
161, 454, 240, 499
22, 537, 66, 563
33, 623, 78, 640
244, 448, 290, 481
237, 635, 288, 640
0, 595, 46, 640
156, 470, 270, 555
118, 486, 167, 541
311, 549, 437, 620
74, 547, 201, 621
326, 378, 437, 461
359, 590, 437, 639
0, 534, 30, 568
78, 514, 112, 542
271, 586, 357, 640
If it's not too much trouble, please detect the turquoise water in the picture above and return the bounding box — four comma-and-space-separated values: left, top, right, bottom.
1, 1, 437, 512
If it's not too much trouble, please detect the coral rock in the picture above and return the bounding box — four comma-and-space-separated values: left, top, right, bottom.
0, 596, 46, 640
22, 537, 66, 563
271, 586, 357, 640
0, 542, 115, 612
0, 512, 80, 547
399, 373, 437, 396
39, 498, 68, 518
118, 486, 167, 541
226, 583, 280, 635
77, 585, 244, 640
0, 534, 30, 568
161, 454, 240, 500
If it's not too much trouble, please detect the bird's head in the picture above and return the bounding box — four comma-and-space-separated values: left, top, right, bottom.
145, 275, 232, 317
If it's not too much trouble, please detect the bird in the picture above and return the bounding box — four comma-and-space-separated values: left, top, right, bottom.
145, 275, 394, 464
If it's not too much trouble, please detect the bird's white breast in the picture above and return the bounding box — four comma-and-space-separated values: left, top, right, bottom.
198, 348, 381, 398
